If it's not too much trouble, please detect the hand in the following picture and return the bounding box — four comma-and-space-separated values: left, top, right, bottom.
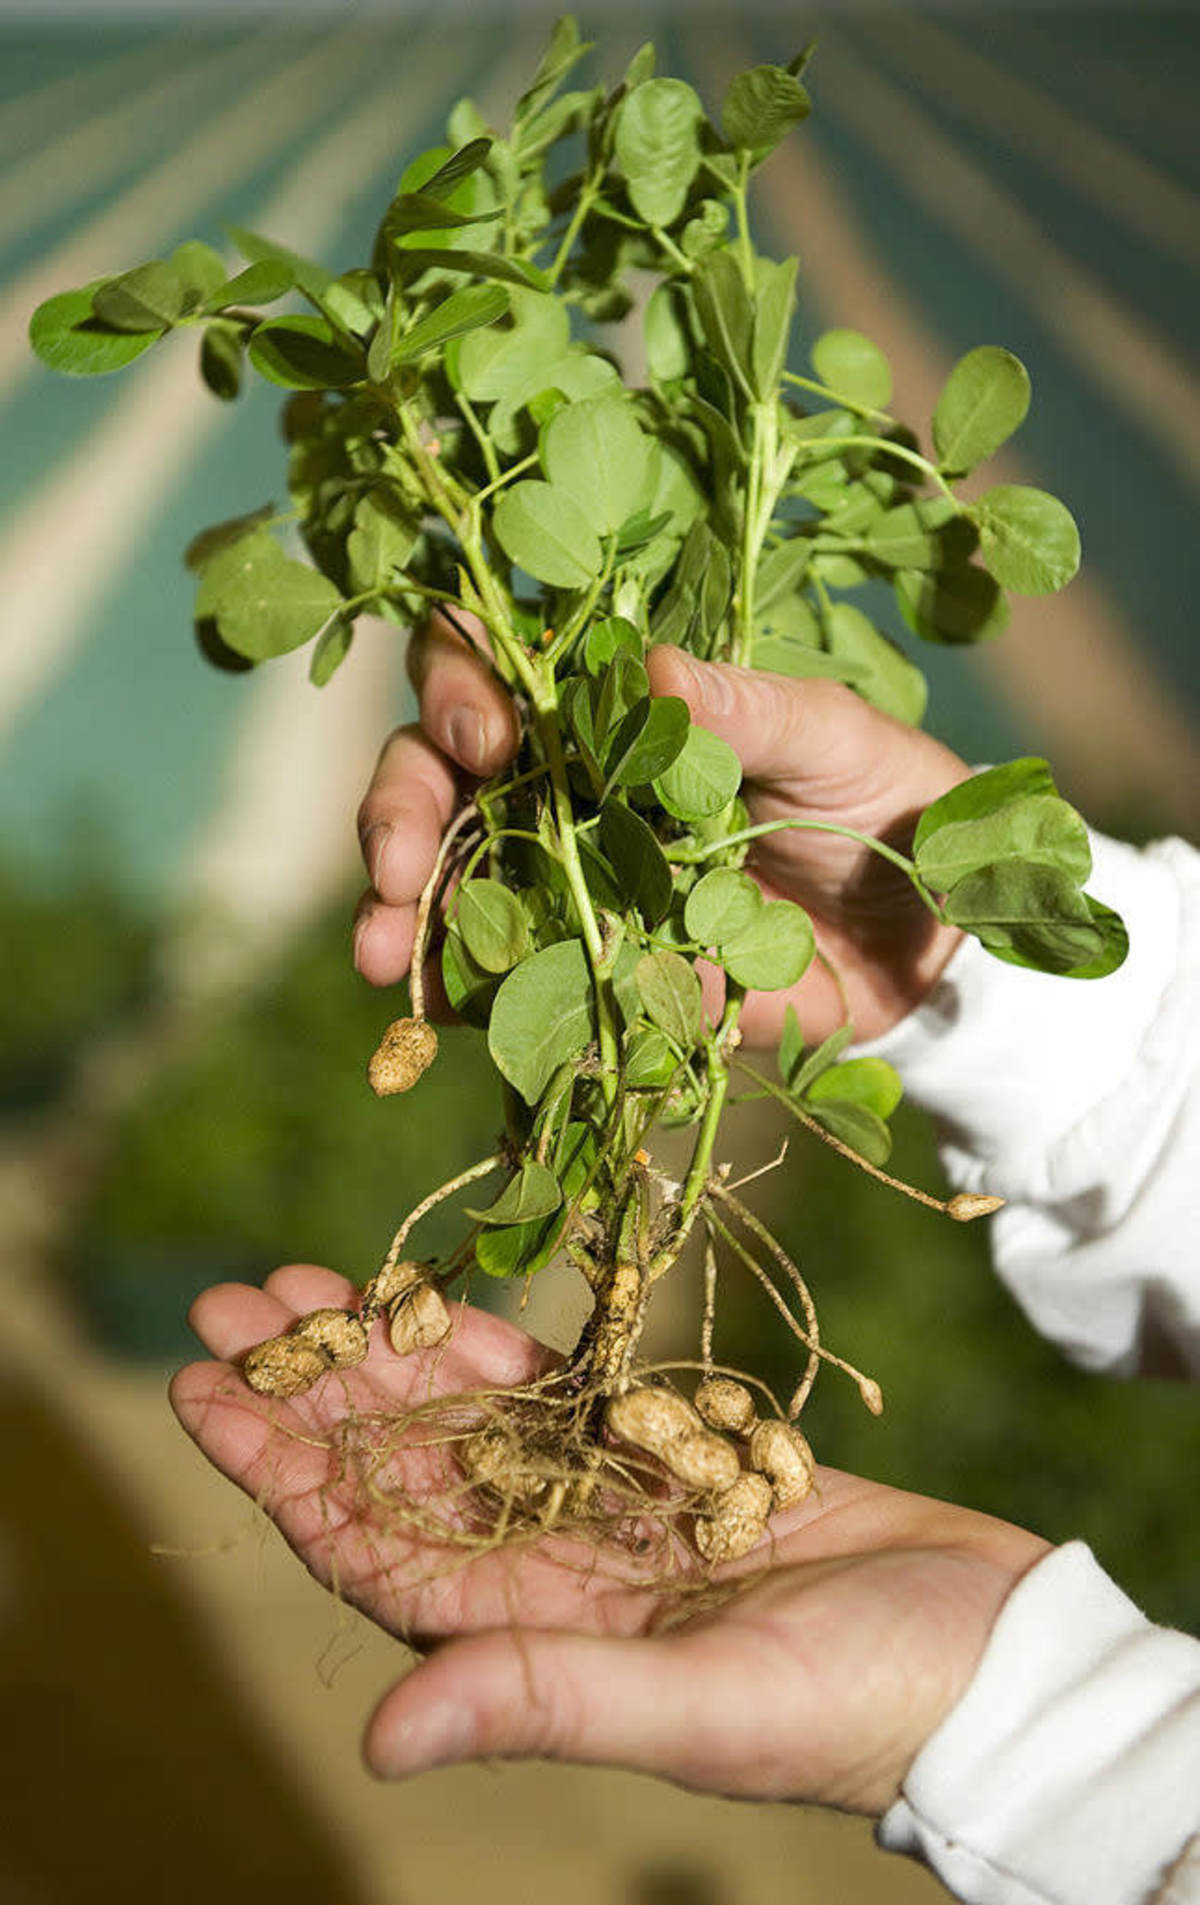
172, 1268, 1049, 1813
353, 620, 968, 1045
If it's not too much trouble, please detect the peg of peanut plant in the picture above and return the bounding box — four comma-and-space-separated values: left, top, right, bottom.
33, 20, 1126, 1572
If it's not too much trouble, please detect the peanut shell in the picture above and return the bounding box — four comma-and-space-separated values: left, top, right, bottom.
694, 1472, 773, 1563
606, 1385, 702, 1456
389, 1283, 451, 1355
749, 1419, 815, 1509
367, 1017, 438, 1096
294, 1307, 369, 1369
694, 1377, 756, 1437
242, 1334, 330, 1399
661, 1429, 741, 1493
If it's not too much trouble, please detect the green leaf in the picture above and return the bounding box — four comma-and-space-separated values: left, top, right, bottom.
933, 346, 1031, 474
346, 489, 417, 593
720, 898, 814, 991
895, 564, 1009, 646
634, 949, 703, 1049
824, 604, 928, 725
92, 261, 189, 332
753, 637, 869, 687
452, 287, 569, 399
755, 537, 813, 614
599, 801, 673, 926
807, 1056, 902, 1119
943, 862, 1105, 973
488, 938, 595, 1104
226, 225, 334, 304
1063, 898, 1129, 980
410, 135, 493, 200
654, 724, 742, 820
492, 480, 602, 588
442, 924, 498, 1027
915, 792, 1092, 893
624, 1024, 678, 1088
806, 1098, 892, 1166
199, 320, 243, 401
391, 282, 510, 365
681, 197, 729, 260
170, 240, 228, 302
721, 64, 811, 155
605, 695, 690, 789
974, 485, 1081, 595
184, 505, 276, 573
542, 395, 654, 535
309, 616, 353, 687
752, 255, 797, 400
194, 529, 344, 662
644, 281, 691, 382
207, 258, 294, 310
810, 329, 892, 409
248, 315, 362, 390
457, 878, 530, 974
614, 77, 704, 227
386, 193, 503, 246
914, 760, 1060, 855
691, 249, 754, 397
393, 248, 545, 292
684, 868, 761, 947
30, 285, 161, 376
466, 1159, 561, 1225
788, 1023, 854, 1096
584, 616, 641, 673
865, 499, 975, 572
516, 14, 592, 124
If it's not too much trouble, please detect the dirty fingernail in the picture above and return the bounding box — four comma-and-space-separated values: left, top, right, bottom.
352, 908, 375, 974
362, 822, 392, 888
447, 707, 487, 771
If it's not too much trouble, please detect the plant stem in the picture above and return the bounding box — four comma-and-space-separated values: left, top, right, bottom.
677, 988, 744, 1225
530, 674, 621, 1105
667, 816, 945, 920
547, 178, 597, 286
457, 391, 500, 484
781, 369, 894, 425
733, 155, 754, 287
793, 430, 959, 504
653, 225, 693, 275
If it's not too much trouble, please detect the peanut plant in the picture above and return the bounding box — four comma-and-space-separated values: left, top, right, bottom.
33, 21, 1126, 1567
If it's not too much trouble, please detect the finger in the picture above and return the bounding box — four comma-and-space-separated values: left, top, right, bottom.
186, 1281, 296, 1361
409, 614, 520, 777
352, 891, 416, 986
261, 1264, 359, 1314
647, 645, 876, 792
357, 725, 458, 909
365, 1625, 745, 1788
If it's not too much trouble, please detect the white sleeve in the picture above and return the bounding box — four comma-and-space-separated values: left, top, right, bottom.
863, 834, 1200, 1901
877, 1542, 1200, 1905
863, 832, 1200, 1378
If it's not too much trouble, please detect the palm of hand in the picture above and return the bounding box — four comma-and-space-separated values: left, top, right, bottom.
172, 1263, 1046, 1812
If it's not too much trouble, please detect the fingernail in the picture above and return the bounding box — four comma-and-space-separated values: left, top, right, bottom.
352, 909, 374, 975
362, 822, 392, 889
378, 1701, 475, 1777
447, 708, 488, 772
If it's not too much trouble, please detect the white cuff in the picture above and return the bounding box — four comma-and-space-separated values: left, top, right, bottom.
878, 1542, 1200, 1905
861, 834, 1185, 1204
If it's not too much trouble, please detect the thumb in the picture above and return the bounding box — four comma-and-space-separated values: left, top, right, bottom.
364, 1625, 742, 1790
648, 644, 879, 791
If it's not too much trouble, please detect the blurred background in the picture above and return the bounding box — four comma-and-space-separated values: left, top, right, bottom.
1, 4, 1197, 1902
